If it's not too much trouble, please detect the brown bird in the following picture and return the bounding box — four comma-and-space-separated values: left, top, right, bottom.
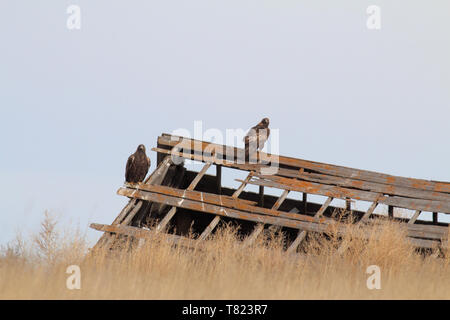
243, 117, 270, 162
125, 144, 150, 183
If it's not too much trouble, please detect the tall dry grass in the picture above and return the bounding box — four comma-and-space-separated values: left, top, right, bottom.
0, 212, 448, 299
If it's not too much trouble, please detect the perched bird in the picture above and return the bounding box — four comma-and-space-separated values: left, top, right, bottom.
243, 117, 270, 162
125, 144, 150, 183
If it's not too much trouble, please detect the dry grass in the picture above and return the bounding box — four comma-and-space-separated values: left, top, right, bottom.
0, 212, 449, 300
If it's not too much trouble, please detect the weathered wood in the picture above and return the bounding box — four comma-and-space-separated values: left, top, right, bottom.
118, 187, 335, 233
346, 198, 351, 213
408, 210, 421, 224
90, 223, 202, 249
119, 185, 331, 225
247, 175, 450, 214
258, 186, 265, 207
154, 142, 450, 215
275, 168, 450, 202
316, 197, 334, 218
303, 193, 308, 214
121, 201, 144, 226
216, 165, 222, 195
287, 197, 334, 254
433, 212, 438, 224
360, 201, 379, 222
158, 134, 450, 194
116, 188, 444, 248
198, 172, 254, 241
244, 190, 290, 247
156, 161, 213, 232
388, 205, 394, 219
119, 184, 449, 241
90, 156, 174, 252
338, 200, 380, 254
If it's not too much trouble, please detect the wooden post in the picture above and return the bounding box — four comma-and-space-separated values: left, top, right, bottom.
346, 198, 351, 212
433, 212, 438, 224
258, 186, 265, 207
156, 141, 164, 166
303, 193, 307, 214
156, 162, 212, 232
388, 205, 394, 219
287, 197, 333, 254
216, 165, 222, 195
198, 172, 253, 241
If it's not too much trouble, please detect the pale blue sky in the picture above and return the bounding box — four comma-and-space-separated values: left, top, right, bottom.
1, 1, 449, 245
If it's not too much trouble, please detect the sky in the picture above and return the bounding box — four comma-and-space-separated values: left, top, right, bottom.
0, 1, 449, 246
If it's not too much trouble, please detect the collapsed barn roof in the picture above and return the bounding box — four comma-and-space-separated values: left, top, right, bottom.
90, 133, 450, 253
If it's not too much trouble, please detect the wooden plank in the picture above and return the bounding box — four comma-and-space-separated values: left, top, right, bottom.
119, 185, 449, 241
275, 168, 450, 202
90, 223, 202, 249
198, 172, 254, 241
113, 187, 446, 249
258, 186, 265, 207
156, 161, 212, 232
246, 175, 450, 214
273, 190, 290, 210
244, 190, 290, 247
433, 212, 438, 224
154, 143, 450, 205
119, 185, 331, 225
388, 205, 394, 219
287, 197, 333, 254
121, 200, 144, 226
90, 156, 174, 252
346, 198, 351, 213
303, 193, 308, 214
216, 165, 222, 195
338, 200, 380, 254
408, 210, 421, 224
315, 197, 334, 218
360, 201, 379, 222
158, 134, 450, 194
118, 187, 337, 233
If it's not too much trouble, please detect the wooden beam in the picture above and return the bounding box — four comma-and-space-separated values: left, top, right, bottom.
346, 198, 351, 213
90, 156, 173, 252
408, 210, 421, 224
303, 193, 308, 215
287, 197, 334, 254
90, 223, 202, 250
244, 190, 290, 247
198, 172, 254, 241
388, 205, 394, 219
216, 165, 222, 195
116, 187, 446, 248
433, 212, 438, 224
275, 168, 450, 202
158, 134, 450, 194
246, 175, 450, 214
337, 200, 379, 254
120, 185, 328, 225
360, 201, 379, 222
119, 184, 448, 241
156, 162, 212, 232
258, 186, 265, 207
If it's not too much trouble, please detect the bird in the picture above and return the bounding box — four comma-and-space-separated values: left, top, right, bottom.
125, 144, 150, 183
243, 117, 270, 162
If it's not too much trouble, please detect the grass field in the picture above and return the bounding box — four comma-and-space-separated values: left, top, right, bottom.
0, 212, 449, 299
